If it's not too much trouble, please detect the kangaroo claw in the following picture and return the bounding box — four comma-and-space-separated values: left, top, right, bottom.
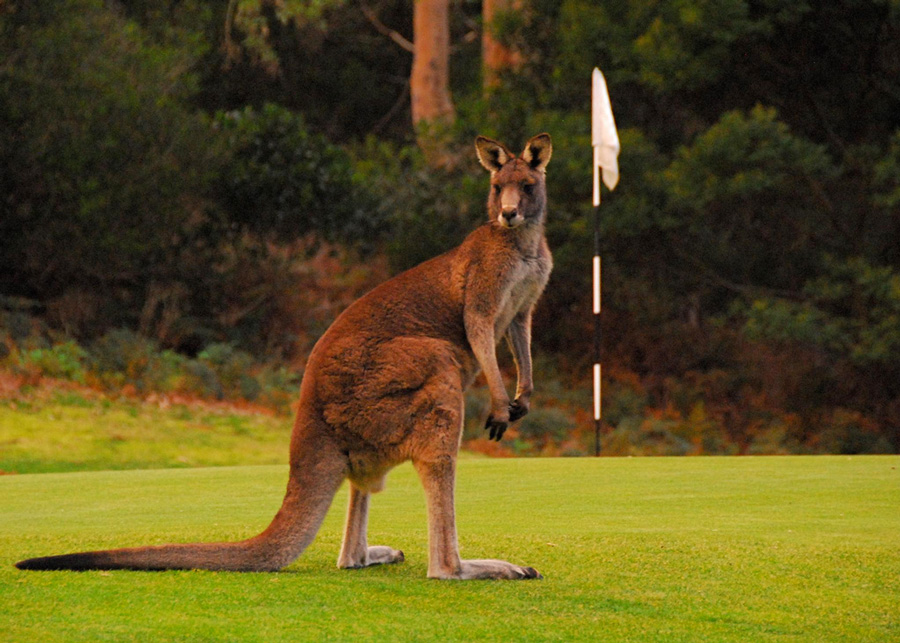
485, 416, 509, 441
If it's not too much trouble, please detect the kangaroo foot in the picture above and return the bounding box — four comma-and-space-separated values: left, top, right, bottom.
338, 546, 405, 569
430, 558, 542, 580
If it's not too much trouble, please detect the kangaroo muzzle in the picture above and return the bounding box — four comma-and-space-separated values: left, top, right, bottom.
499, 189, 524, 227
500, 206, 522, 227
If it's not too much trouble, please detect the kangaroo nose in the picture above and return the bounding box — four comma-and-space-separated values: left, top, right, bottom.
501, 206, 518, 220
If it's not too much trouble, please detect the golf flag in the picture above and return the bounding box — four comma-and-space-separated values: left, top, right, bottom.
591, 67, 619, 455
592, 67, 620, 204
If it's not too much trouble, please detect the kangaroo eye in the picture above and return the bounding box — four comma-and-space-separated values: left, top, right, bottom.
493, 185, 501, 195
522, 183, 534, 196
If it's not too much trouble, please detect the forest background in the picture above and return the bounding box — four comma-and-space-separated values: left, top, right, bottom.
1, 0, 899, 457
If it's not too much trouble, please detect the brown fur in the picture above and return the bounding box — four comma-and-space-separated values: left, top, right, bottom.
16, 134, 553, 580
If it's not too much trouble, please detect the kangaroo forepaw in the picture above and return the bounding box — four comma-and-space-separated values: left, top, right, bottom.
508, 398, 529, 422
485, 399, 529, 440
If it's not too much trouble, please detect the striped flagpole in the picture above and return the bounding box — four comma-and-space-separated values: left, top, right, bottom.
592, 187, 602, 456
591, 68, 620, 457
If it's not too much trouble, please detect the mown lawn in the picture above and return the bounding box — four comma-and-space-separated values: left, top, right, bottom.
0, 388, 291, 473
2, 457, 898, 641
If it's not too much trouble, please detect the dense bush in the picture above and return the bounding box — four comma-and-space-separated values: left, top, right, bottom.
0, 319, 300, 412
18, 343, 89, 385
517, 408, 576, 446
0, 0, 223, 341
351, 138, 486, 272
215, 104, 386, 246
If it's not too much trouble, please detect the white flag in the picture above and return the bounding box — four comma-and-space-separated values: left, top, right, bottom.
592, 67, 620, 204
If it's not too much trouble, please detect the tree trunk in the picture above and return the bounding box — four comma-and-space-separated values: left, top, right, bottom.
482, 0, 522, 91
410, 0, 455, 127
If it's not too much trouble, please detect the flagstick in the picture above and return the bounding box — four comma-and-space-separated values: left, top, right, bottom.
591, 66, 619, 458
592, 149, 602, 457
593, 223, 602, 456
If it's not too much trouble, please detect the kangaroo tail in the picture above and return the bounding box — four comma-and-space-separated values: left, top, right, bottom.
16, 434, 347, 572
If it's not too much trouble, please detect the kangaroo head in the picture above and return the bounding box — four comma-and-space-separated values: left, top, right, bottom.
475, 133, 552, 229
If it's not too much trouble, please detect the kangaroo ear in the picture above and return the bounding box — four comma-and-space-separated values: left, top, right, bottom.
521, 133, 552, 172
475, 136, 514, 173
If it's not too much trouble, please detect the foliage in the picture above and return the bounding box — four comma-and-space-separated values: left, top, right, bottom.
874, 130, 900, 209
0, 324, 302, 413
89, 330, 176, 392
196, 343, 260, 400
517, 407, 575, 443
0, 2, 387, 354
1, 0, 899, 452
215, 104, 385, 246
210, 0, 419, 141
227, 0, 347, 71
16, 343, 89, 385
490, 0, 899, 451
744, 257, 900, 366
0, 0, 222, 336
352, 137, 486, 272
664, 106, 836, 295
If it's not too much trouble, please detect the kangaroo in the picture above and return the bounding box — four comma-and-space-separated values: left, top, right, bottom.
16, 134, 553, 580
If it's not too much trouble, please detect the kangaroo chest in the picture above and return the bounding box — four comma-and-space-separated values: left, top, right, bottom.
494, 250, 552, 339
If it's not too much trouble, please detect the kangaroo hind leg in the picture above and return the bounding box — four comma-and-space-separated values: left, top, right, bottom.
337, 482, 405, 569
414, 457, 541, 580
409, 375, 541, 581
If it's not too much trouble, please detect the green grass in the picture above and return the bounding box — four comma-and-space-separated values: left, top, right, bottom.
0, 390, 290, 473
2, 457, 898, 641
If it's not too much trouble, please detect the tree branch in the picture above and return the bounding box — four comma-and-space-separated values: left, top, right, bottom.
223, 0, 240, 64
370, 84, 410, 135
361, 4, 414, 53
